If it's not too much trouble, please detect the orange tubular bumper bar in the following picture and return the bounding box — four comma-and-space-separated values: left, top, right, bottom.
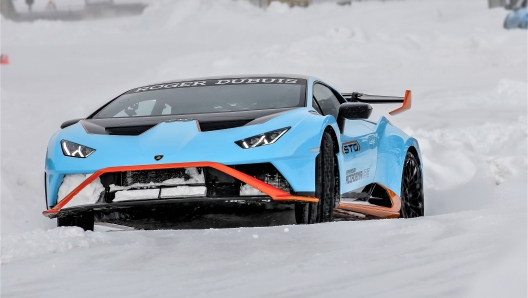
43, 162, 318, 217
337, 184, 401, 219
389, 90, 411, 116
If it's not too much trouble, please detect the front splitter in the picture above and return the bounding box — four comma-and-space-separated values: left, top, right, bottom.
48, 196, 283, 219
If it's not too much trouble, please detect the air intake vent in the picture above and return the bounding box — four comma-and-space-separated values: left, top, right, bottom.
198, 120, 253, 132
105, 125, 156, 136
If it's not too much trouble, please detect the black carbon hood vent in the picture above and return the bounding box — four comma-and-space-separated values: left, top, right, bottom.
105, 125, 157, 136
198, 119, 253, 132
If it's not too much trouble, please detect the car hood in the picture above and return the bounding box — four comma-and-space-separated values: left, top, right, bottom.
47, 107, 322, 172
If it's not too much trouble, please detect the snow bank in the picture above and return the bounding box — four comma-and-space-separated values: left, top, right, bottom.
1, 227, 108, 264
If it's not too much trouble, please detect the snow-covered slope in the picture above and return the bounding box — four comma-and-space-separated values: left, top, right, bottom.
1, 0, 526, 297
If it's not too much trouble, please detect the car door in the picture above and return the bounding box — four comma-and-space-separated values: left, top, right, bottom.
312, 83, 378, 193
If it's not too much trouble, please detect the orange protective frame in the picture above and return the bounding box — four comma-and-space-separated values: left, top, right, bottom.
43, 162, 318, 217
337, 184, 401, 219
389, 90, 411, 116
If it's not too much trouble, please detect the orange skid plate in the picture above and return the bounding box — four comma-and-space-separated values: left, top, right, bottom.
43, 162, 318, 216
337, 184, 401, 219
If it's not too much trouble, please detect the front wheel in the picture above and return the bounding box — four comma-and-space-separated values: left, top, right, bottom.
400, 152, 424, 218
57, 213, 94, 231
295, 132, 336, 224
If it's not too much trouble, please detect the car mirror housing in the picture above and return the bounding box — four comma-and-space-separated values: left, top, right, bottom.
338, 103, 372, 120
60, 118, 84, 129
337, 103, 372, 133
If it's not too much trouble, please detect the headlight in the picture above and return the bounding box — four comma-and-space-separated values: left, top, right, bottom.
61, 140, 95, 158
235, 127, 290, 149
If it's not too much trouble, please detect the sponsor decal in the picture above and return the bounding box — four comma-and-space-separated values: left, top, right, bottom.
342, 140, 360, 154
346, 167, 370, 184
129, 78, 305, 94
154, 155, 164, 161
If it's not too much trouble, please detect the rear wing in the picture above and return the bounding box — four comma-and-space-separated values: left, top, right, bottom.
341, 90, 411, 116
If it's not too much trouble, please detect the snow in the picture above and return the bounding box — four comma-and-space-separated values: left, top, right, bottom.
160, 186, 206, 198
1, 0, 526, 297
57, 174, 105, 207
109, 167, 205, 191
240, 183, 266, 196
112, 186, 207, 201
1, 227, 108, 264
12, 0, 161, 12
113, 188, 159, 201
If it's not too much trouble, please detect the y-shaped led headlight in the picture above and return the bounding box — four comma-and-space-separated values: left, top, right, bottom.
61, 140, 95, 158
235, 127, 290, 149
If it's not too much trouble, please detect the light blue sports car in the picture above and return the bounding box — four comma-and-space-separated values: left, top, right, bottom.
43, 75, 424, 230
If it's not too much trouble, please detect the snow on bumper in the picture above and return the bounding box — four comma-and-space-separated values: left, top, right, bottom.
57, 174, 104, 208
43, 162, 318, 218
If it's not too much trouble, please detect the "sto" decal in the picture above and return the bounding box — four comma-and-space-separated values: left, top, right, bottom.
342, 140, 360, 154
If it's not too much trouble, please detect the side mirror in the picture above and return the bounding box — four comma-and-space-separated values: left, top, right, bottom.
337, 103, 372, 133
61, 118, 84, 129
338, 102, 372, 120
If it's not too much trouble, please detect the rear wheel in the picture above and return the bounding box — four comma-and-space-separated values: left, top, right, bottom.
400, 152, 424, 218
295, 132, 336, 224
57, 213, 95, 231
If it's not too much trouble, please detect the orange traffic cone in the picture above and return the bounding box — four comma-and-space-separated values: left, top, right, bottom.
1, 54, 9, 65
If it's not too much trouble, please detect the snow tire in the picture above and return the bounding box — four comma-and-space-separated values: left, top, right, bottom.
295, 132, 336, 224
400, 151, 424, 218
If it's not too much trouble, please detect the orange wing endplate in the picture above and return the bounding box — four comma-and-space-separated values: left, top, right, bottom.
389, 90, 411, 116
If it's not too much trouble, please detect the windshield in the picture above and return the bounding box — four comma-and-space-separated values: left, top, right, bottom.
92, 78, 307, 119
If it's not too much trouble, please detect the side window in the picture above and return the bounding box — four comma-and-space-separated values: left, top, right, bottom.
311, 98, 323, 115
313, 84, 342, 120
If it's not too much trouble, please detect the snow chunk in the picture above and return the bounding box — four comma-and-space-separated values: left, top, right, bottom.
113, 189, 160, 202
488, 156, 528, 185
57, 174, 104, 208
160, 186, 206, 198
240, 184, 265, 196
113, 186, 207, 202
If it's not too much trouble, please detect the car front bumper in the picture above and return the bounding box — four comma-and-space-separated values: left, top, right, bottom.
43, 161, 318, 219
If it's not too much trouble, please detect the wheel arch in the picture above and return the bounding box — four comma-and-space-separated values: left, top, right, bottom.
323, 125, 340, 154
407, 146, 420, 165
404, 137, 422, 169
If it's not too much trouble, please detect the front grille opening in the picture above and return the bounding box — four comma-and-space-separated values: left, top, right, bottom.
121, 168, 203, 186
230, 163, 292, 194
97, 163, 292, 203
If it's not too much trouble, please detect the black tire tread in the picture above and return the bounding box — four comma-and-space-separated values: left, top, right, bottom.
400, 152, 424, 218
295, 131, 336, 224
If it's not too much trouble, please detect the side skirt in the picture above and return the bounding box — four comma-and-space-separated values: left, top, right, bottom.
334, 183, 401, 219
